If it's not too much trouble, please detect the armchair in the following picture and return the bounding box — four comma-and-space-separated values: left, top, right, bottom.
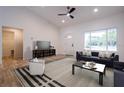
29, 59, 45, 75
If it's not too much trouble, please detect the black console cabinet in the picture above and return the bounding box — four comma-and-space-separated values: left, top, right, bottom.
33, 49, 56, 58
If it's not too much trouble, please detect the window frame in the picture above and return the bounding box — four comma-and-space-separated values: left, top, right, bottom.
84, 28, 117, 52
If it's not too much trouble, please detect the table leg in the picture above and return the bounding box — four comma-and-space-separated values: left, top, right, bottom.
99, 73, 103, 85
104, 67, 106, 76
72, 65, 75, 75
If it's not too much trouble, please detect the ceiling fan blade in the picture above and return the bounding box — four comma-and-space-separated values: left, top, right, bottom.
69, 8, 76, 13
58, 14, 67, 16
70, 15, 74, 19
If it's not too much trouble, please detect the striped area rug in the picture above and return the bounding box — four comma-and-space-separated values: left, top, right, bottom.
14, 66, 65, 87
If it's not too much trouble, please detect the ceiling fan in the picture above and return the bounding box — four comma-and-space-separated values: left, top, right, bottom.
58, 6, 76, 19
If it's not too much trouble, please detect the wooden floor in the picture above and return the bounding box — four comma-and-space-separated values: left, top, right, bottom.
0, 55, 66, 87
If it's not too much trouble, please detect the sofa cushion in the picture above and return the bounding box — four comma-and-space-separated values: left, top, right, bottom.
106, 53, 111, 58
83, 51, 87, 56
99, 51, 105, 58
87, 51, 91, 56
78, 52, 83, 56
91, 52, 99, 57
76, 51, 118, 67
83, 50, 91, 56
105, 52, 115, 58
114, 69, 124, 87
99, 52, 114, 58
114, 61, 124, 70
111, 53, 115, 57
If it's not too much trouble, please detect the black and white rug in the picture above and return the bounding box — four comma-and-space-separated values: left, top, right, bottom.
14, 66, 65, 87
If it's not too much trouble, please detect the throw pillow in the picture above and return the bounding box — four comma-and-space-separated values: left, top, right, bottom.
78, 52, 83, 55
33, 58, 39, 62
105, 52, 112, 58
110, 53, 115, 57
83, 50, 87, 56
99, 51, 104, 58
91, 52, 99, 57
87, 51, 91, 56
83, 50, 91, 56
80, 52, 83, 55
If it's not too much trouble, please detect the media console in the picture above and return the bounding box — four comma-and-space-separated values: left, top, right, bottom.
33, 49, 56, 58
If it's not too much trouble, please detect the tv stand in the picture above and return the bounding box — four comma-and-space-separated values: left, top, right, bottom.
33, 49, 56, 58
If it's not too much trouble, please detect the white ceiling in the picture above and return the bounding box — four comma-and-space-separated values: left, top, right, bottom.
27, 6, 124, 28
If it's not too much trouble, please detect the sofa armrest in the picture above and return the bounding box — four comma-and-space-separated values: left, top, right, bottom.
76, 51, 83, 61
114, 69, 124, 87
114, 55, 119, 61
114, 61, 124, 70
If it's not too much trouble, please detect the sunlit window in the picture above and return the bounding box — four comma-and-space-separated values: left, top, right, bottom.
84, 28, 117, 51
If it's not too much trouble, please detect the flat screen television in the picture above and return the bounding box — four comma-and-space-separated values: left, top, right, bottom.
36, 41, 50, 49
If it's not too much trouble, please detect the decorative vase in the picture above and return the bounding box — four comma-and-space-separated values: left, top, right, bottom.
35, 45, 38, 50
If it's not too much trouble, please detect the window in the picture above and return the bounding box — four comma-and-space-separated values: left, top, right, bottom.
107, 29, 117, 51
84, 28, 117, 51
84, 32, 90, 50
91, 30, 106, 51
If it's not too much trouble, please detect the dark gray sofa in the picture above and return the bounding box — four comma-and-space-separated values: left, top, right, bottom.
114, 61, 124, 87
76, 51, 119, 67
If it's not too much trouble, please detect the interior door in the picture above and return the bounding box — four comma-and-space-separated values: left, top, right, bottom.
2, 27, 23, 60
64, 39, 74, 56
14, 29, 23, 59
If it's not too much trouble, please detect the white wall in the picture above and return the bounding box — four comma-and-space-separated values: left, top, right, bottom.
0, 7, 60, 62
60, 13, 124, 61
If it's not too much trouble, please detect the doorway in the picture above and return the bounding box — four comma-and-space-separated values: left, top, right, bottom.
64, 35, 75, 56
2, 26, 23, 60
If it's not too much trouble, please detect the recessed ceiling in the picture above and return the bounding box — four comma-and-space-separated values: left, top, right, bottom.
27, 6, 124, 28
